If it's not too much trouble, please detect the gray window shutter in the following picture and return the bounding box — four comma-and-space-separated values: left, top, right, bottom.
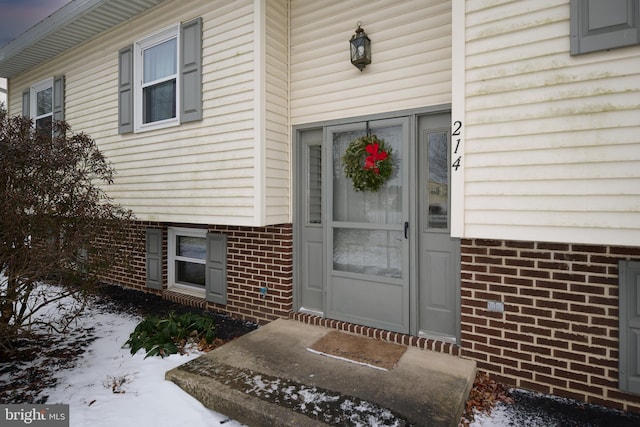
205, 233, 227, 304
619, 260, 640, 395
52, 75, 65, 122
146, 228, 163, 290
22, 89, 30, 117
570, 0, 640, 55
180, 17, 202, 123
118, 44, 134, 133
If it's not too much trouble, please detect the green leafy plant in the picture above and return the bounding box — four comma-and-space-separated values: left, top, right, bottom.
124, 312, 217, 358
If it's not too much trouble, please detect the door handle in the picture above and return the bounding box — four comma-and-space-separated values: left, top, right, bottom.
404, 221, 409, 239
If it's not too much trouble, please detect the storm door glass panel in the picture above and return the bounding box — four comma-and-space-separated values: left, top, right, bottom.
308, 145, 322, 224
332, 124, 404, 278
427, 131, 449, 230
332, 126, 403, 225
175, 235, 206, 287
333, 228, 402, 278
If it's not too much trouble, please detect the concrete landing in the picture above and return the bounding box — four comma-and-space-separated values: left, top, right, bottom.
166, 319, 476, 427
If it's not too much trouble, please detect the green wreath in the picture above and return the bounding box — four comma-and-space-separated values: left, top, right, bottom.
342, 135, 393, 192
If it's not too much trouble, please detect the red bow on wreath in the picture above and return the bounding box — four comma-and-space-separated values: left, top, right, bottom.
364, 142, 388, 174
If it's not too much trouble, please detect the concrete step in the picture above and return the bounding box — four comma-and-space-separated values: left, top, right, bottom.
166, 319, 476, 427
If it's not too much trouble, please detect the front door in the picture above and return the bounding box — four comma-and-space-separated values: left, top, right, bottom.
326, 118, 410, 333
296, 112, 459, 340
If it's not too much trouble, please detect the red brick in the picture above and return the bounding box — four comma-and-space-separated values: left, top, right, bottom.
570, 303, 606, 316
555, 311, 589, 323
553, 330, 587, 343
521, 269, 551, 279
589, 275, 618, 285
488, 284, 519, 294
504, 349, 533, 361
522, 307, 553, 318
569, 381, 604, 396
535, 355, 568, 369
475, 273, 504, 283
505, 258, 535, 268
538, 261, 569, 270
489, 248, 518, 257
569, 362, 605, 376
504, 366, 533, 379
475, 239, 503, 247
537, 242, 570, 251
489, 266, 518, 276
536, 280, 567, 290
555, 369, 588, 382
522, 362, 552, 375
610, 246, 640, 256
521, 325, 552, 337
504, 331, 535, 343
553, 349, 586, 362
573, 264, 607, 274
538, 319, 569, 329
570, 283, 605, 295
554, 252, 588, 262
572, 244, 607, 253
521, 251, 551, 260
552, 291, 586, 302
519, 287, 550, 298
535, 299, 568, 310
519, 380, 551, 394
505, 240, 535, 249
534, 374, 567, 388
521, 343, 552, 356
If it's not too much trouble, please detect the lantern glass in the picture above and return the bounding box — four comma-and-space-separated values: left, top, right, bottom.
349, 25, 371, 71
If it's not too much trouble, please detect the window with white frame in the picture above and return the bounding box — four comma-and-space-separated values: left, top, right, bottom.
168, 227, 206, 291
118, 18, 202, 134
134, 25, 180, 132
30, 78, 53, 135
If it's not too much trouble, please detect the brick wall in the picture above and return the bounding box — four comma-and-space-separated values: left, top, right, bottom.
100, 220, 163, 294
102, 221, 293, 325
208, 224, 293, 324
460, 238, 640, 413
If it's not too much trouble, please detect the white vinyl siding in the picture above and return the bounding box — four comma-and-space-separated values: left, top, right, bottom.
290, 0, 452, 125
8, 0, 290, 227
265, 0, 290, 224
461, 0, 640, 246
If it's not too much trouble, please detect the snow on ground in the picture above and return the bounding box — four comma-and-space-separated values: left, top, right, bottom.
2, 282, 596, 427
1, 281, 246, 427
40, 307, 245, 427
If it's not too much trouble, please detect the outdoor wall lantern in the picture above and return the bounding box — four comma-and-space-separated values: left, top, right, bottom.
350, 21, 371, 71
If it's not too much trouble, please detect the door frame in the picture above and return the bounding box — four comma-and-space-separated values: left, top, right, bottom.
293, 104, 459, 341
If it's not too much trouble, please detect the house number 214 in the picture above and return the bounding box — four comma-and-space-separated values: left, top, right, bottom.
452, 120, 462, 171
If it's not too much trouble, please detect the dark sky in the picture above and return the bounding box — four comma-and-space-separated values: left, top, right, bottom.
0, 0, 71, 47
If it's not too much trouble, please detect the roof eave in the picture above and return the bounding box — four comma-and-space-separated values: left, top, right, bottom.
0, 0, 168, 78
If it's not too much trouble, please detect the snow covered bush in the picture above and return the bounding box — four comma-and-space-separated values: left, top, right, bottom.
0, 107, 134, 353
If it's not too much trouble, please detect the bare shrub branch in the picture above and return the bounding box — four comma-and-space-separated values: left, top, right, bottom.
0, 107, 135, 352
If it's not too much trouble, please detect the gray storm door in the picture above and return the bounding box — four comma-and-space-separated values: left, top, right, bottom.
297, 128, 325, 315
326, 118, 410, 333
417, 113, 460, 342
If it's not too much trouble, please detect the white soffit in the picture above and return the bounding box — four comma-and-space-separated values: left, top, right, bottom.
0, 0, 168, 78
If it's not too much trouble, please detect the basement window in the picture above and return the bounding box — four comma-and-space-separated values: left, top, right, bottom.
168, 227, 206, 294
